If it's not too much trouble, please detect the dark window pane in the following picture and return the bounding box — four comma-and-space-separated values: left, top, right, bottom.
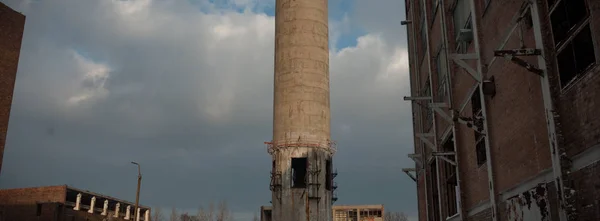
547, 0, 556, 9
573, 25, 596, 75
551, 1, 569, 44
551, 0, 589, 45
557, 44, 576, 85
566, 0, 588, 27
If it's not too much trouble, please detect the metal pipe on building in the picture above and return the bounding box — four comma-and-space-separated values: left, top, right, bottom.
529, 1, 570, 220
419, 0, 444, 220
406, 1, 429, 220
467, 0, 499, 220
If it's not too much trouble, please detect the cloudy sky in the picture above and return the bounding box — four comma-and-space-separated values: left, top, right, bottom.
0, 0, 415, 220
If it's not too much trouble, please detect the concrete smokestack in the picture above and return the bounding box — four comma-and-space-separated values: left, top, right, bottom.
268, 0, 336, 220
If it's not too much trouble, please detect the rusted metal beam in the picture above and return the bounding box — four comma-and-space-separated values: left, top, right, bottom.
495, 52, 544, 76
402, 168, 417, 182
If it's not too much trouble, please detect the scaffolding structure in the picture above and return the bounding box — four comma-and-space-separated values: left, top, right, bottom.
265, 140, 339, 204
401, 0, 576, 220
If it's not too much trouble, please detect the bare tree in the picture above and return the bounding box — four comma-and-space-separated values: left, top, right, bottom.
153, 207, 164, 221
197, 205, 208, 221
169, 207, 179, 221
207, 202, 215, 221
384, 211, 408, 221
216, 200, 229, 221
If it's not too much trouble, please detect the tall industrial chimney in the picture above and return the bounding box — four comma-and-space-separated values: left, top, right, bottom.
267, 0, 336, 220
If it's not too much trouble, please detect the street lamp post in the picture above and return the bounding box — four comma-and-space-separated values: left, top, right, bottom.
131, 162, 142, 221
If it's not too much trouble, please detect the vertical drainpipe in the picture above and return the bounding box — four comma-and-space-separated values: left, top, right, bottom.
407, 1, 429, 221
438, 0, 466, 219
467, 0, 499, 220
420, 0, 444, 220
529, 1, 569, 220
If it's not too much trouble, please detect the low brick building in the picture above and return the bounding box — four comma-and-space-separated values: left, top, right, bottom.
260, 204, 384, 221
0, 185, 151, 221
401, 0, 600, 220
0, 1, 26, 176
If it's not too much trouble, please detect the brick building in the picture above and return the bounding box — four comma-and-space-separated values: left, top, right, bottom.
0, 2, 25, 176
260, 204, 384, 221
401, 0, 600, 220
0, 185, 151, 221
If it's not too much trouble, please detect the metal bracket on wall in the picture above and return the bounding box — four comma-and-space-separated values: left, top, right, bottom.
432, 152, 456, 165
416, 133, 436, 150
494, 49, 543, 76
404, 96, 433, 101
408, 153, 423, 167
402, 168, 417, 182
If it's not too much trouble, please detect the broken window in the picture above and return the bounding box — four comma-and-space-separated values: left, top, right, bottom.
291, 157, 307, 188
443, 136, 458, 216
326, 159, 332, 190
471, 88, 486, 166
550, 0, 596, 87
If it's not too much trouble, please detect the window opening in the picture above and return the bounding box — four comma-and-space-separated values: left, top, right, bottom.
326, 159, 332, 190
423, 78, 433, 132
291, 157, 307, 188
443, 136, 458, 216
550, 0, 596, 87
429, 162, 441, 221
471, 87, 486, 166
36, 203, 42, 216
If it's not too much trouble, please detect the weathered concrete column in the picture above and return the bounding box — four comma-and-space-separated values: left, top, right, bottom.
136, 208, 141, 221
271, 0, 334, 220
114, 203, 121, 218
125, 205, 131, 220
102, 200, 109, 215
88, 196, 96, 213
74, 193, 82, 210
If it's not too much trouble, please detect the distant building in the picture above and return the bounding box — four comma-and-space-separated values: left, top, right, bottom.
0, 1, 26, 176
260, 204, 384, 221
0, 185, 151, 221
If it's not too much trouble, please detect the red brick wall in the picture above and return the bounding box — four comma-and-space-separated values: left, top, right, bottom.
542, 0, 600, 158
0, 203, 135, 221
0, 2, 25, 176
0, 185, 67, 205
536, 0, 600, 219
479, 0, 552, 194
570, 162, 600, 221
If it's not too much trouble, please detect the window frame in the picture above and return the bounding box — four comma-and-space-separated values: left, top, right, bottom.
548, 0, 598, 89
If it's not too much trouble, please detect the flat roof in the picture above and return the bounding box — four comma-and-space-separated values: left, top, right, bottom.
0, 185, 150, 209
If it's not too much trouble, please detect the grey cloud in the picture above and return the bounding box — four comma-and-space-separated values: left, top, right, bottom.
0, 0, 417, 218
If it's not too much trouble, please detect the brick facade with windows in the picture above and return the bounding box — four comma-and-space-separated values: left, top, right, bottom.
0, 185, 152, 221
0, 2, 25, 176
403, 0, 600, 220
